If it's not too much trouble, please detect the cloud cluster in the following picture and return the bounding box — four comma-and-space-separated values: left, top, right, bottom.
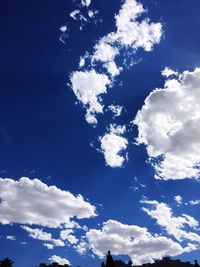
0, 177, 96, 227
22, 226, 65, 249
70, 0, 163, 124
99, 124, 128, 167
77, 220, 195, 265
141, 200, 200, 243
134, 67, 200, 180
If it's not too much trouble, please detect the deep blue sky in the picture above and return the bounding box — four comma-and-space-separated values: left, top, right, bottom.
1, 0, 200, 266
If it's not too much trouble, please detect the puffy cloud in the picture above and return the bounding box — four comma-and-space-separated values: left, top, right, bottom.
92, 0, 162, 67
60, 229, 79, 244
114, 0, 162, 51
141, 200, 200, 243
134, 67, 200, 180
44, 243, 54, 250
161, 67, 178, 78
174, 195, 183, 204
0, 177, 96, 227
71, 0, 163, 124
22, 226, 65, 248
99, 124, 128, 167
78, 219, 195, 265
70, 70, 110, 124
49, 255, 70, 266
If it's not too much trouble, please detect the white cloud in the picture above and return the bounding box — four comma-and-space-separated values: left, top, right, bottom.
22, 226, 65, 248
0, 177, 96, 227
141, 200, 200, 243
189, 200, 200, 206
99, 124, 128, 167
6, 235, 16, 241
71, 0, 163, 124
49, 255, 70, 266
78, 219, 195, 265
44, 243, 54, 250
70, 70, 110, 124
174, 195, 183, 204
134, 67, 200, 180
70, 10, 81, 20
108, 104, 123, 118
161, 67, 178, 78
114, 0, 162, 51
81, 0, 91, 7
60, 25, 67, 33
60, 229, 79, 244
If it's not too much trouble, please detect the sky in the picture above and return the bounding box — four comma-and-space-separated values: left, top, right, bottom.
1, 0, 200, 266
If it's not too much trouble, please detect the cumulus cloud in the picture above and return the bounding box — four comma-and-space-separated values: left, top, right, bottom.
60, 229, 79, 244
77, 219, 195, 265
0, 177, 96, 227
49, 255, 70, 266
134, 67, 200, 180
141, 200, 200, 243
70, 0, 163, 124
70, 70, 110, 124
99, 124, 128, 167
22, 226, 65, 248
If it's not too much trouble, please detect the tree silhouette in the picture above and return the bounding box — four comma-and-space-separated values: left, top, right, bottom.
0, 258, 14, 267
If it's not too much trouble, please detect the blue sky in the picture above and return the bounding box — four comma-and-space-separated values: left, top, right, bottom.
1, 0, 200, 266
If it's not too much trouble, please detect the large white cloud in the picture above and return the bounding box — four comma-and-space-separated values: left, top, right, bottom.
0, 177, 96, 227
70, 0, 163, 124
99, 124, 128, 168
134, 67, 200, 180
77, 219, 195, 265
141, 200, 200, 243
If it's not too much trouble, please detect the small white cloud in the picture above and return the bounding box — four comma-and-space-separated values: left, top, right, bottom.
0, 177, 96, 227
134, 67, 200, 180
60, 229, 79, 244
70, 70, 110, 124
60, 25, 67, 33
174, 195, 183, 205
70, 10, 81, 20
161, 67, 178, 78
108, 104, 123, 117
44, 243, 54, 250
189, 200, 200, 206
81, 0, 91, 7
49, 255, 70, 266
6, 235, 16, 241
99, 124, 128, 168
